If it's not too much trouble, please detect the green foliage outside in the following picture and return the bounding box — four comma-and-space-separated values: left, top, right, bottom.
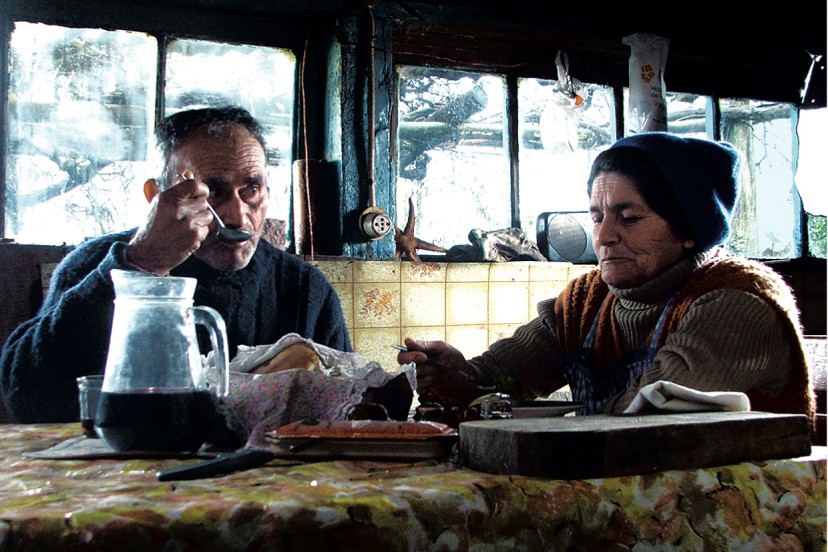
808, 214, 827, 258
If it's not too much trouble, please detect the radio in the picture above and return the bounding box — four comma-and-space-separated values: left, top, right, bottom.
536, 212, 597, 264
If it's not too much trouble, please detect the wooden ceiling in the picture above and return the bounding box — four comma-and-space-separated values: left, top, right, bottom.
376, 1, 826, 105
8, 0, 827, 105
172, 0, 826, 104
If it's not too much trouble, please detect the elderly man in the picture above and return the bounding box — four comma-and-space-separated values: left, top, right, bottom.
1, 106, 351, 423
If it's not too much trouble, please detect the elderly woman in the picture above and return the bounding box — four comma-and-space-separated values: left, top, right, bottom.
399, 132, 815, 433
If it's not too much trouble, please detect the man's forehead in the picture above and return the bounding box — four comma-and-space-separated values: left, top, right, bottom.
166, 152, 267, 186
180, 123, 261, 146
171, 137, 266, 166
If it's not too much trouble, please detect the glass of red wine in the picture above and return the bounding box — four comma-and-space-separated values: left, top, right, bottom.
77, 374, 104, 438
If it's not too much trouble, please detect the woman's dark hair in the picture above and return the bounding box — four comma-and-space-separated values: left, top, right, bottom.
587, 146, 693, 243
155, 106, 267, 186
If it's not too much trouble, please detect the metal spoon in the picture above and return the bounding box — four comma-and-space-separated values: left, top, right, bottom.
176, 171, 252, 244
205, 203, 252, 243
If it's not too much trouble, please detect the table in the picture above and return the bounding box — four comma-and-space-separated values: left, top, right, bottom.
0, 423, 825, 551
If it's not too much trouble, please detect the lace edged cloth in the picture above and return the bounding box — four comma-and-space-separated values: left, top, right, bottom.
211, 334, 416, 449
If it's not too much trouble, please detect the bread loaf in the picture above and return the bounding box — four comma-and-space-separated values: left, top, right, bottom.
251, 342, 324, 374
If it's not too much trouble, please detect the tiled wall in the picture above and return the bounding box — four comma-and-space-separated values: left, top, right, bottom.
312, 259, 595, 372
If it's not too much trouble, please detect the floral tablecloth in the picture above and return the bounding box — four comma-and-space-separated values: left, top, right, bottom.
0, 423, 825, 552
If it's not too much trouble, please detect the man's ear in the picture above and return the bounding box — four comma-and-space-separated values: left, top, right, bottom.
143, 179, 160, 203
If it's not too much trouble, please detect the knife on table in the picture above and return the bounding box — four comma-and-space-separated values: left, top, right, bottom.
156, 448, 276, 481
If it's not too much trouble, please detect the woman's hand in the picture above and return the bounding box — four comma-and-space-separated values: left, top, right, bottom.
397, 338, 485, 407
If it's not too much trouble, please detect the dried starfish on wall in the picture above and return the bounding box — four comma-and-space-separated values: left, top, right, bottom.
395, 197, 447, 263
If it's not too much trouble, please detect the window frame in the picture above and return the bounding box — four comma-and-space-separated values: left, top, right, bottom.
392, 56, 822, 261
0, 3, 821, 261
0, 2, 312, 245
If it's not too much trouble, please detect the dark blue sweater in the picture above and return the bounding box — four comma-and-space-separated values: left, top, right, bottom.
0, 230, 352, 422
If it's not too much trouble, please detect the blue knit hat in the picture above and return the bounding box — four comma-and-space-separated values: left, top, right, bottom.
610, 132, 741, 251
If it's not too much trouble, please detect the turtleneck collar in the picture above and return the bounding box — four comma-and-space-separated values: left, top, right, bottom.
608, 248, 719, 306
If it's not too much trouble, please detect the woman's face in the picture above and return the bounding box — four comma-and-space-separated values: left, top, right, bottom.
589, 171, 694, 288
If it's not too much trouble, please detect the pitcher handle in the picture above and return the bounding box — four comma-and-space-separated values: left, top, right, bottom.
193, 306, 230, 398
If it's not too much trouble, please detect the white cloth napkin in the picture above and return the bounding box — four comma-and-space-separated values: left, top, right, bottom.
623, 381, 751, 414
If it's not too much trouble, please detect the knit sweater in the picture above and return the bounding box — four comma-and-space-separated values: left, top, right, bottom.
0, 229, 351, 423
470, 249, 815, 432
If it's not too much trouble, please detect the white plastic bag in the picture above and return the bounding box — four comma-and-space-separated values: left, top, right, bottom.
540, 51, 586, 153
623, 33, 670, 134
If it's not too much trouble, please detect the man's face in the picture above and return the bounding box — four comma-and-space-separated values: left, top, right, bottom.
590, 171, 693, 289
170, 125, 269, 271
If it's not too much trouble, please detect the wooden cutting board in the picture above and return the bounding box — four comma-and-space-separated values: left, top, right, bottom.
458, 411, 811, 479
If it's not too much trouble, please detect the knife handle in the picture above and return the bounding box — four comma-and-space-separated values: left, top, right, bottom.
156, 448, 274, 481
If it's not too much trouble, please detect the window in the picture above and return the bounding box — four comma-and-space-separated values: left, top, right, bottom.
396, 64, 826, 260
164, 38, 296, 233
720, 98, 800, 258
395, 67, 616, 249
395, 67, 511, 248
796, 108, 827, 258
655, 93, 805, 259
517, 78, 615, 240
4, 22, 296, 246
6, 23, 157, 245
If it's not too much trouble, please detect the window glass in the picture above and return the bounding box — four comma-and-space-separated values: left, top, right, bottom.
664, 92, 712, 138
517, 78, 615, 240
5, 22, 157, 245
164, 39, 297, 227
624, 89, 712, 138
396, 67, 510, 250
721, 99, 799, 259
796, 107, 826, 257
797, 108, 827, 216
627, 90, 807, 259
808, 215, 827, 258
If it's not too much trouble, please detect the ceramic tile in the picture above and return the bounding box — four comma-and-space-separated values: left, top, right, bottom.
354, 260, 401, 283
529, 281, 566, 310
354, 282, 401, 328
331, 282, 354, 330
352, 327, 402, 372
529, 280, 569, 305
400, 325, 446, 343
488, 282, 529, 324
446, 325, 490, 358
446, 262, 490, 282
446, 282, 488, 325
568, 264, 596, 280
489, 323, 522, 343
529, 263, 570, 282
313, 259, 353, 283
401, 261, 446, 283
321, 260, 599, 362
401, 282, 446, 327
488, 262, 529, 282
